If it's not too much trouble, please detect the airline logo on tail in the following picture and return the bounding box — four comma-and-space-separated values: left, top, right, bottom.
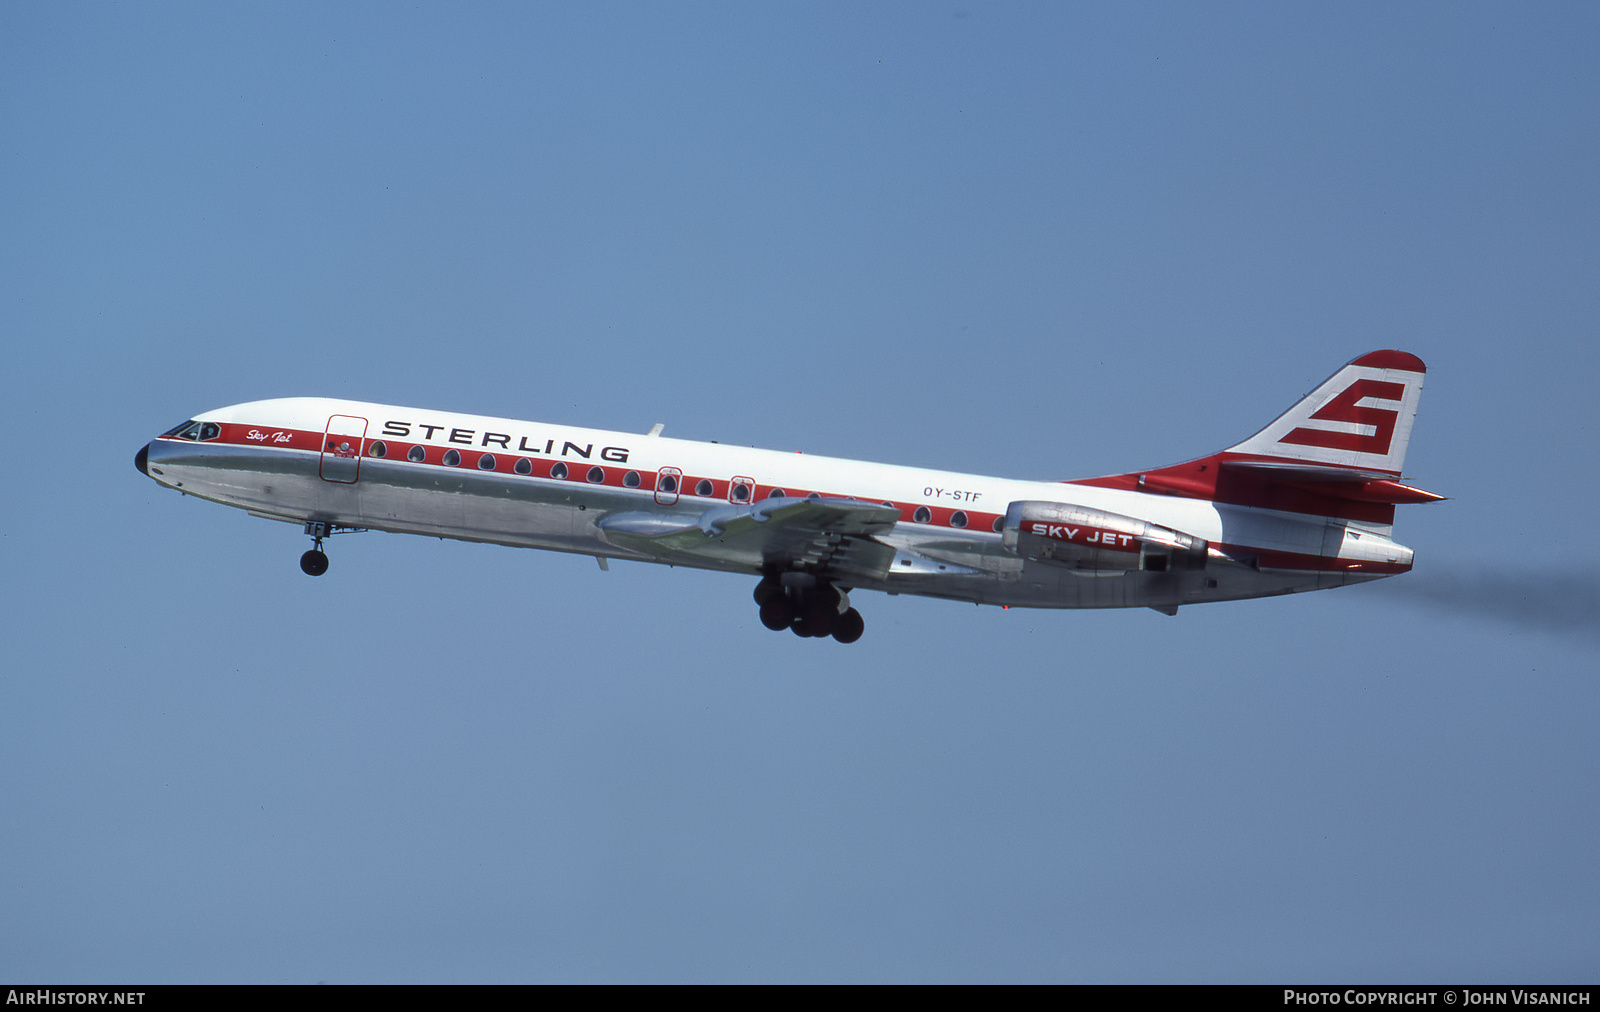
1280, 378, 1407, 455
1227, 350, 1426, 475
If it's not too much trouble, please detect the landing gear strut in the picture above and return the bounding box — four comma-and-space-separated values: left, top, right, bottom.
754, 571, 865, 643
300, 521, 331, 576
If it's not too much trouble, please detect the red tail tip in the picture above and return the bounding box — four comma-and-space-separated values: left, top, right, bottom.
1353, 350, 1426, 372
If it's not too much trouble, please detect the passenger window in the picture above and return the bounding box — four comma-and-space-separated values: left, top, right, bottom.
442, 449, 461, 467
408, 445, 426, 463
551, 462, 569, 480
587, 466, 605, 483
478, 454, 497, 470
695, 478, 714, 497
657, 474, 679, 494
767, 488, 786, 499
991, 516, 1004, 533
514, 458, 532, 475
950, 510, 968, 528
730, 481, 752, 504
913, 506, 932, 524
624, 470, 641, 488
369, 441, 387, 458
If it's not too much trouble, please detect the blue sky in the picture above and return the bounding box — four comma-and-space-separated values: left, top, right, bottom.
2, 2, 1597, 982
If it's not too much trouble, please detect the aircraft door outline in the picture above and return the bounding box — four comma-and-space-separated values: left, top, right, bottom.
320, 414, 368, 483
655, 466, 682, 505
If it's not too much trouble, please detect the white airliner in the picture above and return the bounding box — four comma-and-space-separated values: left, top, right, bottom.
135, 350, 1440, 642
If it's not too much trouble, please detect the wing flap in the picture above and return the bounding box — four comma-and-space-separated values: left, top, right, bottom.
597, 497, 901, 579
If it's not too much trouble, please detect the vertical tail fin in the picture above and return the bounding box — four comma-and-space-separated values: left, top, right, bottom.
1225, 350, 1426, 476
1069, 351, 1441, 523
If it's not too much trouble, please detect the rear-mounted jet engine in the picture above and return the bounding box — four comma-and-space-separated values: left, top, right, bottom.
1001, 501, 1209, 573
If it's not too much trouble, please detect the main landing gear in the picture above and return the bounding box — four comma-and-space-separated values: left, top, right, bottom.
300, 521, 331, 576
754, 572, 865, 643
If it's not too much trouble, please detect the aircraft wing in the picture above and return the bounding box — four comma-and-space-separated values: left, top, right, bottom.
597, 496, 901, 583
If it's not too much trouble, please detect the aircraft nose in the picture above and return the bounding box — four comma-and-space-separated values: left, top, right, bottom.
135, 442, 150, 476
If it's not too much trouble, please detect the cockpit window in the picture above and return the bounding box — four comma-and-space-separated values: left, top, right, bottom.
162, 420, 222, 441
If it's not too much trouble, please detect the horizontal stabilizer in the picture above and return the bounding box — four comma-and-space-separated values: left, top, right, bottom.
1220, 460, 1445, 504
1219, 461, 1396, 482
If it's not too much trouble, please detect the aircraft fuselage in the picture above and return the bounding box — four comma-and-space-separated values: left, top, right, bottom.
136, 395, 1414, 621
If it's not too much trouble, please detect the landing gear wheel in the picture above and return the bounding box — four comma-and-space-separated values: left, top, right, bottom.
757, 574, 859, 641
759, 595, 794, 631
300, 549, 329, 576
753, 577, 781, 607
801, 602, 837, 638
832, 607, 865, 644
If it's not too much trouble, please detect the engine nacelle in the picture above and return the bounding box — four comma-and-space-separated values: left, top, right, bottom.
1001, 500, 1209, 573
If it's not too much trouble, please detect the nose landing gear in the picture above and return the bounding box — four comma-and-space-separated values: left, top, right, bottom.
754, 572, 866, 643
300, 521, 331, 576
